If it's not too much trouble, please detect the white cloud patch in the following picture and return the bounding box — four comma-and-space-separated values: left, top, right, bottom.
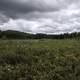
0, 19, 40, 33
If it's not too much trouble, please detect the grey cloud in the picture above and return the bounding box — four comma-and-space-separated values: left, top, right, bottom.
0, 0, 63, 18
0, 0, 78, 19
0, 13, 9, 24
0, 0, 80, 34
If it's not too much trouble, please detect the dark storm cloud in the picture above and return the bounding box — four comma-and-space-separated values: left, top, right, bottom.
0, 0, 62, 18
0, 0, 79, 18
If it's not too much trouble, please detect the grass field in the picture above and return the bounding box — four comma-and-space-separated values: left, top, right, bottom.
0, 39, 80, 80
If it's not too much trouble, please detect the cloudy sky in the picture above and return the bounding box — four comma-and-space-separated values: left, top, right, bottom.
0, 0, 80, 34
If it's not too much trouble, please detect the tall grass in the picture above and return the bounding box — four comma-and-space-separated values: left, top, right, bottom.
0, 39, 80, 80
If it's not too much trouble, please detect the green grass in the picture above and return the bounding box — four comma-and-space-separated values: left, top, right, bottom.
0, 39, 80, 80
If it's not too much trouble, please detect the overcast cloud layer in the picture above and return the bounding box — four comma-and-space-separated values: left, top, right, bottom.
0, 0, 80, 34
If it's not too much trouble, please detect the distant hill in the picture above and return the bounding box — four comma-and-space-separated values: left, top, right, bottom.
0, 30, 32, 39
0, 30, 80, 39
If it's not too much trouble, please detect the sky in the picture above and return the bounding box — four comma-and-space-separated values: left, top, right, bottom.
0, 0, 80, 34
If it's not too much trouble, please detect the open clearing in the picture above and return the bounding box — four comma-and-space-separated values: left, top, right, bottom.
0, 39, 80, 80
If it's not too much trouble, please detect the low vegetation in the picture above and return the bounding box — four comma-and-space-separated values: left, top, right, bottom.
0, 39, 80, 80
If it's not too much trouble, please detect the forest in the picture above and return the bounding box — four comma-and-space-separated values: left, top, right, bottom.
0, 30, 80, 39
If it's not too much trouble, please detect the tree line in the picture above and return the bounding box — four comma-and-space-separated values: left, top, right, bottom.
0, 30, 80, 39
